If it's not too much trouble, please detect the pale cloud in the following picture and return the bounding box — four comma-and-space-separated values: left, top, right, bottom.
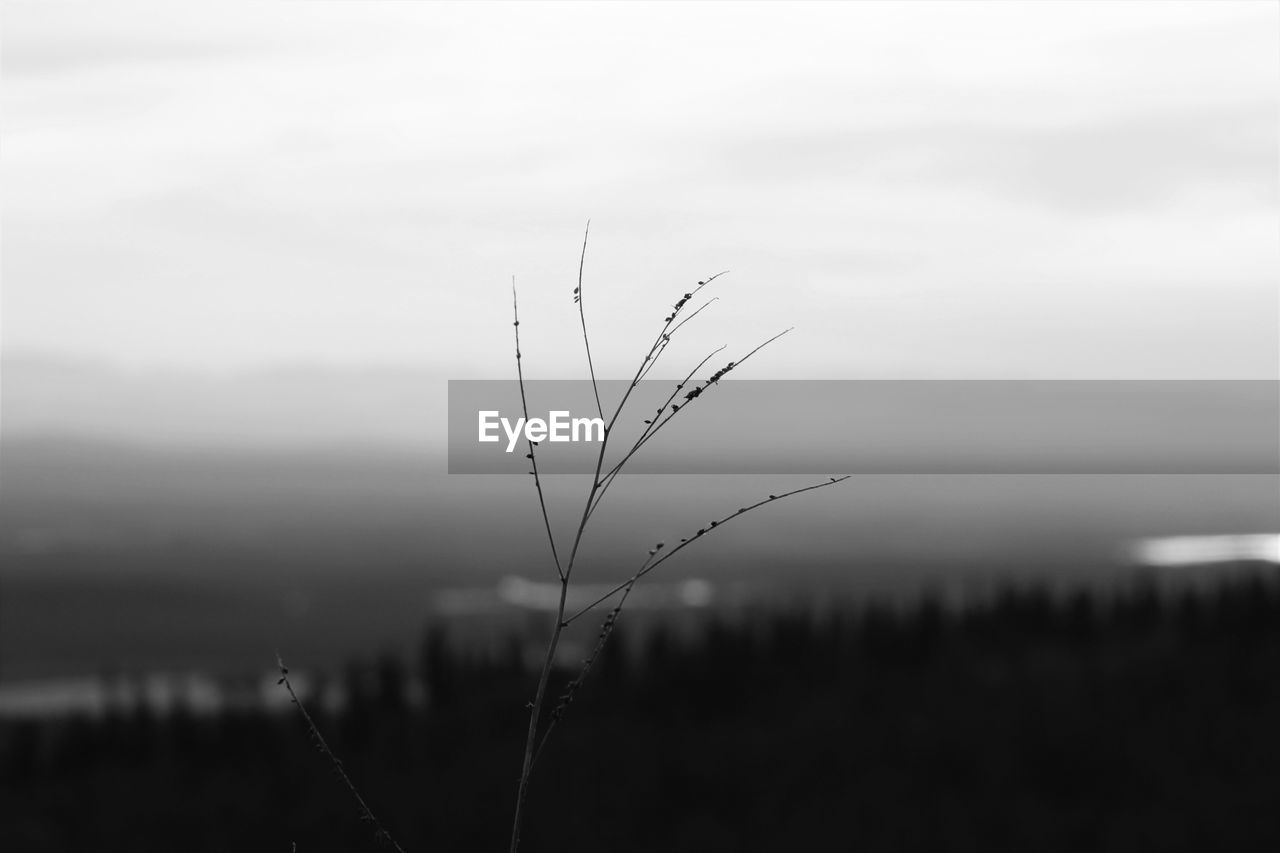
2, 1, 1276, 379
716, 104, 1276, 213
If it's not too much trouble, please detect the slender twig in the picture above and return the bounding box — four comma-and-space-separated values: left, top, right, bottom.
586, 326, 793, 522
276, 655, 406, 853
613, 326, 794, 473
508, 233, 835, 853
573, 221, 604, 421
583, 344, 727, 525
630, 323, 790, 468
566, 477, 851, 627
514, 241, 713, 853
509, 458, 607, 853
536, 474, 849, 764
510, 258, 616, 850
633, 273, 728, 379
509, 579, 569, 853
513, 277, 563, 579
636, 297, 719, 383
531, 573, 641, 767
598, 271, 730, 441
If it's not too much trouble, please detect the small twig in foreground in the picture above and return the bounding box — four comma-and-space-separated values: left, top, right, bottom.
276, 655, 406, 853
573, 221, 604, 421
507, 226, 843, 853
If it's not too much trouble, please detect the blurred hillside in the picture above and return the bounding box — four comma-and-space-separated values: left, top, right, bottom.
3, 432, 1278, 682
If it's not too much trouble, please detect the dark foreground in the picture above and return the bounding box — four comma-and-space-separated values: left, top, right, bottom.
4, 573, 1280, 852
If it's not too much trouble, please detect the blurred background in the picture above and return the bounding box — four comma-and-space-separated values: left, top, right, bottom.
2, 2, 1278, 850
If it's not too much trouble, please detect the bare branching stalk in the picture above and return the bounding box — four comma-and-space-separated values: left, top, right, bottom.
276, 655, 406, 853
507, 228, 847, 852
276, 228, 843, 853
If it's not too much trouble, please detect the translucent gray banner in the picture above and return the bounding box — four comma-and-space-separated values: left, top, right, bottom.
447, 380, 1279, 474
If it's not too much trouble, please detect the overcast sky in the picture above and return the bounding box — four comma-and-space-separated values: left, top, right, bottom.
3, 1, 1277, 381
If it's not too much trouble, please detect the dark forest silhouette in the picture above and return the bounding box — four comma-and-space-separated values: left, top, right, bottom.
3, 572, 1279, 852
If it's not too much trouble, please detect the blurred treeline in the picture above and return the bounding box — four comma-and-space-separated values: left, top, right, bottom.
3, 574, 1280, 852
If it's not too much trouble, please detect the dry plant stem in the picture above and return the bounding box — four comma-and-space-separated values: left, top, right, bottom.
635, 297, 719, 383
510, 253, 617, 853
511, 258, 700, 852
581, 344, 726, 526
508, 276, 577, 852
575, 221, 604, 421
534, 475, 849, 764
530, 574, 642, 765
276, 655, 406, 853
598, 271, 729, 438
608, 321, 790, 492
586, 327, 793, 524
508, 247, 814, 853
509, 581, 569, 853
509, 450, 608, 853
513, 278, 563, 579
566, 476, 851, 627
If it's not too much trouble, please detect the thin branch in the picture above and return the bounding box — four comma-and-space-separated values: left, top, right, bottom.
613, 326, 794, 468
731, 326, 794, 370
511, 248, 618, 853
533, 475, 851, 765
587, 326, 794, 523
604, 342, 728, 481
509, 577, 569, 853
573, 221, 604, 421
634, 272, 729, 377
513, 277, 563, 579
565, 476, 851, 626
636, 297, 719, 383
584, 344, 727, 525
509, 259, 809, 853
531, 572, 644, 767
510, 409, 608, 853
276, 655, 406, 853
601, 272, 731, 438
669, 294, 722, 338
